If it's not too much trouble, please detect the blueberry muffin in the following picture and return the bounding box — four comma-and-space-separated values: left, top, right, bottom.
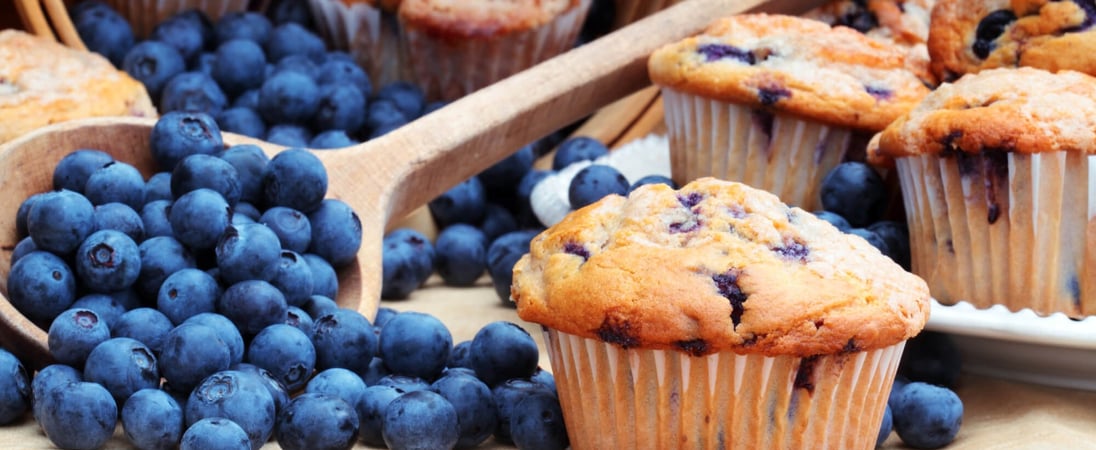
397, 0, 591, 101
871, 66, 1096, 318
0, 30, 156, 143
804, 0, 935, 66
512, 177, 930, 449
648, 14, 934, 211
308, 0, 406, 87
928, 0, 1096, 82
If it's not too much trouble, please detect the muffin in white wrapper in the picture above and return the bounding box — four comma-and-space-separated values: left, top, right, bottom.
544, 328, 905, 449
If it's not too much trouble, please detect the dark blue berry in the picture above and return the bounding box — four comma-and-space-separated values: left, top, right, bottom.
305, 367, 367, 408
37, 381, 117, 450
478, 203, 519, 243
878, 403, 894, 447
219, 280, 289, 336
973, 10, 1016, 59
215, 12, 273, 45
160, 71, 229, 115
375, 81, 426, 119
819, 162, 887, 227
83, 337, 159, 404
169, 188, 231, 249
303, 254, 339, 298
447, 341, 473, 370
259, 71, 321, 125
48, 309, 110, 369
234, 89, 262, 110
435, 224, 488, 286
84, 160, 145, 209
71, 294, 126, 328
10, 236, 37, 266
314, 83, 367, 133
111, 308, 175, 356
16, 192, 46, 238
813, 210, 852, 231
553, 136, 609, 170
8, 251, 77, 326
124, 40, 187, 101
568, 164, 630, 209
430, 370, 497, 449
486, 230, 539, 304
383, 390, 460, 449
31, 363, 81, 424
218, 144, 270, 205
27, 189, 95, 254
381, 228, 436, 299
122, 388, 185, 450
309, 130, 358, 149
140, 200, 175, 239
53, 149, 113, 193
158, 322, 233, 393
158, 268, 222, 325
212, 39, 268, 97
73, 2, 134, 66
869, 220, 912, 270
629, 174, 677, 192
233, 362, 291, 414
510, 390, 569, 450
136, 235, 196, 300
265, 22, 326, 63
898, 331, 962, 389
186, 370, 276, 449
365, 98, 408, 132
285, 306, 314, 336
247, 324, 316, 391
696, 43, 755, 63
379, 312, 453, 380
181, 417, 251, 450
891, 382, 963, 449
849, 227, 891, 256
218, 107, 268, 140
307, 199, 362, 268
172, 153, 243, 206
0, 349, 29, 425
216, 223, 282, 284
263, 148, 328, 213
356, 385, 402, 447
429, 177, 488, 228
312, 308, 377, 373
317, 58, 372, 95
150, 111, 225, 172
266, 124, 313, 147
74, 229, 141, 293
269, 251, 316, 307
150, 12, 212, 64
491, 378, 553, 443
276, 393, 360, 450
93, 202, 145, 242
478, 145, 535, 192
469, 321, 539, 387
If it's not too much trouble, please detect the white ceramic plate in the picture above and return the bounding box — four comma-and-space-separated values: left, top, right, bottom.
926, 300, 1096, 391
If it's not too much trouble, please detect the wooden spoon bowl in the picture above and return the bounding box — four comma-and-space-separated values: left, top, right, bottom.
0, 0, 819, 369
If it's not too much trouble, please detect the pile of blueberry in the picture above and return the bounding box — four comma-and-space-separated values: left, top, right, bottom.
72, 0, 440, 149
879, 331, 965, 449
815, 161, 911, 271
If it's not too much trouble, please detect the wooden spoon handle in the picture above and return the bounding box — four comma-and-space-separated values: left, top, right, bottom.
325, 0, 825, 223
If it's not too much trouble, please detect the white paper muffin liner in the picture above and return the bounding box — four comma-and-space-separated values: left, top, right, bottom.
895, 151, 1096, 318
662, 88, 855, 212
543, 328, 905, 449
530, 133, 670, 227
611, 0, 682, 29
105, 0, 251, 38
399, 0, 592, 101
308, 0, 404, 87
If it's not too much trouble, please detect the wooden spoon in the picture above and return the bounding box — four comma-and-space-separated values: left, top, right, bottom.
0, 0, 821, 369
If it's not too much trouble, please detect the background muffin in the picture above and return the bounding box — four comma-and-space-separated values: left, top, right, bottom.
804, 0, 935, 66
872, 66, 1096, 318
307, 0, 405, 87
513, 177, 930, 449
649, 14, 934, 211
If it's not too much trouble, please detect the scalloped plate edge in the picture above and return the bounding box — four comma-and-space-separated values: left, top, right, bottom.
926, 299, 1096, 350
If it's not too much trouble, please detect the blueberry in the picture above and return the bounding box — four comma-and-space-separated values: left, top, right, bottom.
72, 2, 134, 66
696, 43, 756, 64
124, 40, 187, 102
478, 203, 519, 243
973, 10, 1017, 59
306, 368, 366, 409
447, 341, 473, 370
553, 136, 609, 170
267, 0, 316, 27
491, 378, 554, 442
255, 207, 310, 253
263, 251, 313, 307
10, 236, 37, 265
136, 236, 196, 300
31, 363, 81, 424
813, 210, 852, 231
37, 381, 117, 450
71, 293, 127, 328
898, 331, 962, 389
312, 308, 377, 373
212, 39, 268, 97
15, 192, 46, 238
469, 321, 539, 387
234, 89, 262, 110
219, 280, 289, 336
170, 188, 232, 249
629, 174, 677, 192
266, 124, 314, 147
160, 71, 229, 116
112, 308, 175, 355
74, 229, 142, 293
48, 308, 110, 369
381, 228, 436, 299
869, 220, 912, 270
848, 227, 891, 257
273, 54, 321, 80
356, 385, 402, 447
233, 362, 291, 414
259, 72, 321, 126
186, 370, 277, 449
378, 312, 452, 381
878, 403, 894, 447
172, 154, 242, 206
150, 111, 225, 172
530, 367, 556, 393
157, 268, 222, 325
276, 393, 360, 450
314, 83, 367, 133
383, 390, 460, 449
516, 169, 555, 227
365, 98, 409, 132
181, 417, 251, 450
53, 149, 114, 194
568, 164, 630, 209
265, 22, 326, 63
84, 160, 145, 209
217, 145, 269, 204
478, 144, 534, 192
83, 337, 159, 404
486, 230, 539, 304
263, 148, 328, 213
151, 11, 213, 64
435, 224, 488, 286
0, 349, 29, 425
140, 200, 174, 239
285, 306, 315, 336
310, 130, 358, 149
217, 107, 268, 140
430, 370, 497, 449
429, 177, 487, 228
892, 382, 963, 449
510, 390, 569, 450
8, 251, 77, 326
93, 202, 145, 242
819, 162, 887, 227
122, 388, 185, 450
215, 12, 274, 45
158, 322, 233, 393
216, 223, 283, 284
303, 254, 339, 298
247, 324, 316, 391
27, 189, 96, 254
316, 58, 372, 96
375, 81, 426, 119
307, 199, 362, 268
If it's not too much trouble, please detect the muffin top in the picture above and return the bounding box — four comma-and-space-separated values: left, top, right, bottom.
398, 0, 584, 38
928, 0, 1096, 82
0, 30, 156, 143
872, 67, 1096, 160
648, 14, 935, 131
512, 177, 930, 358
804, 0, 935, 47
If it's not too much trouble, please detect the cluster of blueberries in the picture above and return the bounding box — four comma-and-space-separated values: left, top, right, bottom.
880, 331, 965, 449
73, 0, 437, 149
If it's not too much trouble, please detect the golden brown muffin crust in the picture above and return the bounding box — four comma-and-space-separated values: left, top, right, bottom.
872, 67, 1096, 159
512, 178, 930, 357
648, 14, 935, 132
0, 30, 156, 143
805, 0, 935, 47
398, 0, 583, 38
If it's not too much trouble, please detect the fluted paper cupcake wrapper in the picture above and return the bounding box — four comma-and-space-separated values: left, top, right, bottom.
544, 328, 904, 450
662, 88, 855, 212
611, 0, 682, 29
308, 0, 405, 87
399, 0, 592, 102
896, 151, 1096, 318
106, 0, 251, 38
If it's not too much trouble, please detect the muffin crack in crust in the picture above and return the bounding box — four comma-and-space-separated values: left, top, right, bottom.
512, 178, 930, 358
